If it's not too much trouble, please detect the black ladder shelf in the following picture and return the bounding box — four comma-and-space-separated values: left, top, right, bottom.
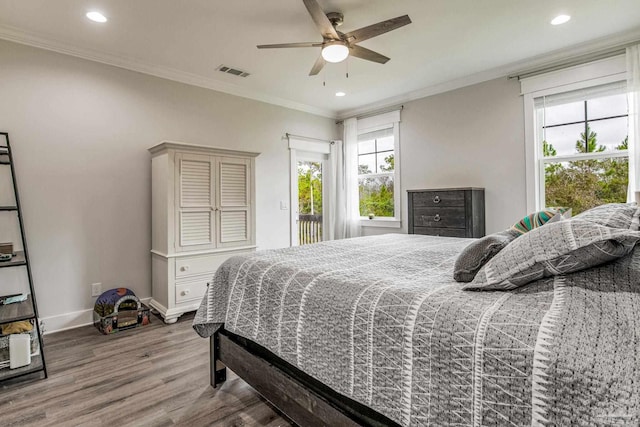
0, 132, 47, 382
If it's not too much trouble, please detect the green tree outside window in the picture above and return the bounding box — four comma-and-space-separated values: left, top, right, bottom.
544, 127, 628, 214
359, 152, 395, 217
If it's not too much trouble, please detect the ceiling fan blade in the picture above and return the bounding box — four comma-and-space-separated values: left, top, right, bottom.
343, 15, 411, 44
349, 45, 390, 64
257, 42, 323, 49
302, 0, 340, 40
309, 55, 326, 76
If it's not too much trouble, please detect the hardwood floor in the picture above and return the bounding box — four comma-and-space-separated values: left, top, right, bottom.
0, 313, 294, 427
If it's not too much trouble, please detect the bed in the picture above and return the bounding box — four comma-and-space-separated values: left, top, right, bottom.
193, 206, 640, 426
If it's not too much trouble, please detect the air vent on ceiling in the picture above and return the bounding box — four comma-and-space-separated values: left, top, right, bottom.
217, 65, 250, 78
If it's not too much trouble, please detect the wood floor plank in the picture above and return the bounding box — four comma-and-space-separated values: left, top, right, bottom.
0, 313, 294, 427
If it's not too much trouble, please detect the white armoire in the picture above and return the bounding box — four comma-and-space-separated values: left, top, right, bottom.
149, 141, 259, 323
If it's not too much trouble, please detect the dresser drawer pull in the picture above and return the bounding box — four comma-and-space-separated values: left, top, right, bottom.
181, 289, 191, 296
433, 195, 441, 204
180, 265, 190, 272
421, 214, 442, 223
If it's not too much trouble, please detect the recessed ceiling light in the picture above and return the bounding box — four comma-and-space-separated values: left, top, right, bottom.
551, 14, 571, 25
335, 91, 346, 97
86, 11, 108, 23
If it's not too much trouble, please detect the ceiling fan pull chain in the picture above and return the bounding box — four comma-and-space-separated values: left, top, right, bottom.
346, 57, 349, 78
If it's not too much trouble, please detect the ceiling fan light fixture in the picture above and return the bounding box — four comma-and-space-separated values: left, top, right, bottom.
322, 42, 349, 63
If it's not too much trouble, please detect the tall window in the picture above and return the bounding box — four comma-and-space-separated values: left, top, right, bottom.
357, 124, 397, 218
535, 81, 629, 214
353, 110, 401, 225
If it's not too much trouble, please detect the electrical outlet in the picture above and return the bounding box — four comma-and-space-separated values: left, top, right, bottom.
91, 282, 102, 297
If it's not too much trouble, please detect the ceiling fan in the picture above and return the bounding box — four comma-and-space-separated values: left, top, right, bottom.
257, 0, 411, 76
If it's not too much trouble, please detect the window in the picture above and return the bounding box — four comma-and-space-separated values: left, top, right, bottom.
352, 109, 401, 226
522, 56, 629, 213
535, 81, 629, 214
358, 126, 396, 218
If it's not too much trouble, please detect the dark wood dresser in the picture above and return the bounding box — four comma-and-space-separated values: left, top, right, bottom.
408, 188, 485, 238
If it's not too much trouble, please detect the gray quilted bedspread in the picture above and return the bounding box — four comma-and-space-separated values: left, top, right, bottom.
193, 233, 640, 426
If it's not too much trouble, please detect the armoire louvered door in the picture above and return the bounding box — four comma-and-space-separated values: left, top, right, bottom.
218, 157, 251, 248
176, 153, 216, 251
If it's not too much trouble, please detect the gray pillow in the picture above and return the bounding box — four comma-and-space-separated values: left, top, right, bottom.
463, 219, 640, 291
574, 203, 639, 230
453, 230, 519, 282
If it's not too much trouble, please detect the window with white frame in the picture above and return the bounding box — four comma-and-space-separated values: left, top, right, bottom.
357, 125, 396, 218
356, 115, 401, 222
534, 81, 629, 214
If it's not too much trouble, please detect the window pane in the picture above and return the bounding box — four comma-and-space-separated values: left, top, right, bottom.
544, 158, 628, 215
358, 153, 375, 175
376, 136, 394, 152
542, 123, 587, 156
358, 140, 375, 155
377, 152, 394, 173
543, 101, 584, 126
587, 93, 628, 120
359, 175, 394, 217
587, 117, 629, 151
297, 161, 323, 216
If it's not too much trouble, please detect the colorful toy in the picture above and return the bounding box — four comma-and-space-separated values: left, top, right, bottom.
93, 288, 150, 334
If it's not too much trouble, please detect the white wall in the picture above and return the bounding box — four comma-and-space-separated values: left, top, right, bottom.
0, 40, 337, 330
362, 77, 527, 236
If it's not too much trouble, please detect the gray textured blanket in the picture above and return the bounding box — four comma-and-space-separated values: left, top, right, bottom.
193, 234, 640, 426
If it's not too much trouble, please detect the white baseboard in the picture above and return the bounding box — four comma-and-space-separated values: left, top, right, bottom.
40, 297, 152, 335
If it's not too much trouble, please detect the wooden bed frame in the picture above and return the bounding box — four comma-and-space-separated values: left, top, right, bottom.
210, 328, 401, 427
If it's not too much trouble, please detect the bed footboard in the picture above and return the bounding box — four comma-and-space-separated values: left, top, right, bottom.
211, 328, 400, 427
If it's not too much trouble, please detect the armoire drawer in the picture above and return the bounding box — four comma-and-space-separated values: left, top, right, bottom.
175, 252, 235, 279
413, 207, 466, 228
175, 276, 209, 304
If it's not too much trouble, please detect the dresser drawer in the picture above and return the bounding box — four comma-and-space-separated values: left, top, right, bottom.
175, 274, 209, 304
411, 191, 465, 208
413, 207, 465, 228
413, 226, 468, 238
176, 252, 236, 279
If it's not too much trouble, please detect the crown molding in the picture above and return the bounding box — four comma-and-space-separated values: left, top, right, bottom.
2, 22, 639, 122
0, 24, 338, 119
336, 27, 640, 119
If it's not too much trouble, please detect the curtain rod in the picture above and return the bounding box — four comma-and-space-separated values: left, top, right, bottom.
507, 41, 638, 81
335, 104, 404, 125
285, 133, 335, 144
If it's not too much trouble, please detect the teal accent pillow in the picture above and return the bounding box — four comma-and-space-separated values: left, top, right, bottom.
510, 208, 569, 235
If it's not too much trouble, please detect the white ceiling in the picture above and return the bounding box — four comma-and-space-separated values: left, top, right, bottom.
1, 0, 639, 118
